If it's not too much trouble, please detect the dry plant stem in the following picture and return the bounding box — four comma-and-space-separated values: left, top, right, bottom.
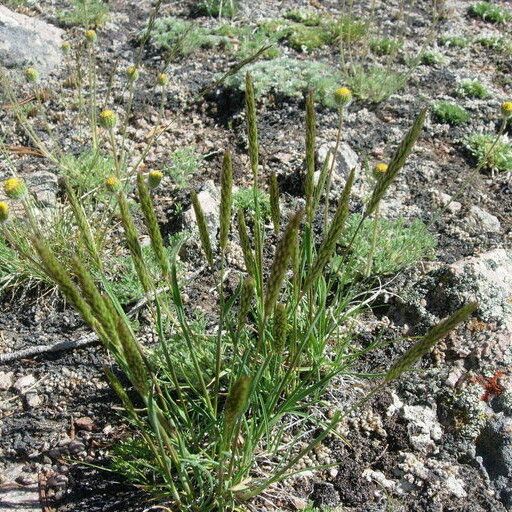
87, 43, 98, 151
323, 108, 344, 228
365, 205, 380, 277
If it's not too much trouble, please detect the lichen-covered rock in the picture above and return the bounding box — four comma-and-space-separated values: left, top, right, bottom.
0, 6, 64, 77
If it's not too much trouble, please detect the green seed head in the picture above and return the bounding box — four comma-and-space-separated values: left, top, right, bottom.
61, 41, 71, 54
148, 170, 164, 189
126, 65, 139, 82
25, 67, 39, 83
334, 86, 352, 107
501, 101, 512, 119
85, 29, 97, 43
157, 72, 169, 86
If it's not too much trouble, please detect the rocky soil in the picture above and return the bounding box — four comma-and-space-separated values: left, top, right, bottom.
1, 0, 511, 511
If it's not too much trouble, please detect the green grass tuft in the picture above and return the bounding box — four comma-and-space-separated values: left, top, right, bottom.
456, 79, 489, 99
469, 1, 511, 23
370, 38, 403, 56
432, 101, 470, 125
439, 35, 469, 48
344, 65, 407, 103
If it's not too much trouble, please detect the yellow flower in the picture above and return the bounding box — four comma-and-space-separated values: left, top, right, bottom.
334, 86, 352, 106
85, 29, 97, 43
25, 67, 39, 83
148, 170, 164, 189
157, 72, 169, 86
3, 177, 27, 200
501, 101, 512, 118
98, 109, 117, 128
374, 162, 389, 174
105, 176, 121, 192
61, 41, 71, 54
126, 65, 139, 81
0, 201, 9, 223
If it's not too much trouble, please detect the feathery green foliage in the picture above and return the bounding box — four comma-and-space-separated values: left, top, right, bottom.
58, 0, 109, 27
466, 133, 512, 173
432, 101, 470, 125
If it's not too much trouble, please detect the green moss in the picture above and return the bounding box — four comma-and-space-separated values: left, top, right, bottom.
432, 101, 470, 125
469, 2, 511, 23
466, 133, 512, 173
456, 79, 489, 99
370, 38, 403, 56
224, 57, 343, 108
57, 0, 109, 28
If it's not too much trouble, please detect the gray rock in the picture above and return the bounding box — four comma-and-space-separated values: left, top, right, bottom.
0, 371, 13, 391
183, 180, 220, 246
25, 392, 42, 408
31, 171, 59, 208
402, 404, 442, 453
477, 414, 512, 508
13, 375, 36, 394
0, 6, 64, 77
466, 205, 501, 233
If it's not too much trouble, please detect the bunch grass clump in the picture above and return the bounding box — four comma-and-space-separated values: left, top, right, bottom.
468, 2, 511, 23
1, 60, 478, 512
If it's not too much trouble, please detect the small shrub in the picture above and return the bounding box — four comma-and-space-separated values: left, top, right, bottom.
150, 17, 227, 56
344, 65, 407, 103
456, 79, 489, 99
420, 50, 445, 65
58, 0, 109, 28
284, 8, 321, 26
224, 57, 342, 108
468, 2, 511, 23
439, 35, 469, 48
233, 187, 270, 217
198, 0, 239, 17
466, 133, 512, 173
370, 38, 403, 56
60, 149, 114, 196
432, 101, 470, 125
163, 147, 203, 189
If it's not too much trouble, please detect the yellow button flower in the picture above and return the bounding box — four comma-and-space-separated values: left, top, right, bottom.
3, 177, 27, 200
157, 72, 169, 86
501, 101, 512, 118
334, 86, 352, 106
148, 170, 164, 189
25, 67, 39, 83
374, 162, 389, 174
105, 176, 120, 192
98, 109, 117, 128
126, 65, 139, 82
85, 29, 97, 43
0, 201, 9, 223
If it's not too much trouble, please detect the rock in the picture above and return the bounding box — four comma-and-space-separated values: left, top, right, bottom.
13, 375, 36, 394
431, 189, 462, 214
466, 205, 501, 233
25, 392, 42, 408
312, 482, 341, 507
447, 249, 512, 326
183, 180, 220, 248
477, 414, 512, 507
317, 142, 362, 197
74, 417, 94, 432
31, 171, 59, 208
402, 404, 442, 452
0, 371, 13, 391
0, 6, 64, 77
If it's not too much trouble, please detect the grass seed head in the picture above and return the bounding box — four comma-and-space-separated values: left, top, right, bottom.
98, 109, 117, 128
0, 201, 9, 223
148, 170, 164, 189
24, 67, 39, 83
3, 177, 27, 200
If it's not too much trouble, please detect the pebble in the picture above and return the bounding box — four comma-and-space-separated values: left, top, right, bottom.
13, 375, 36, 394
0, 371, 13, 391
